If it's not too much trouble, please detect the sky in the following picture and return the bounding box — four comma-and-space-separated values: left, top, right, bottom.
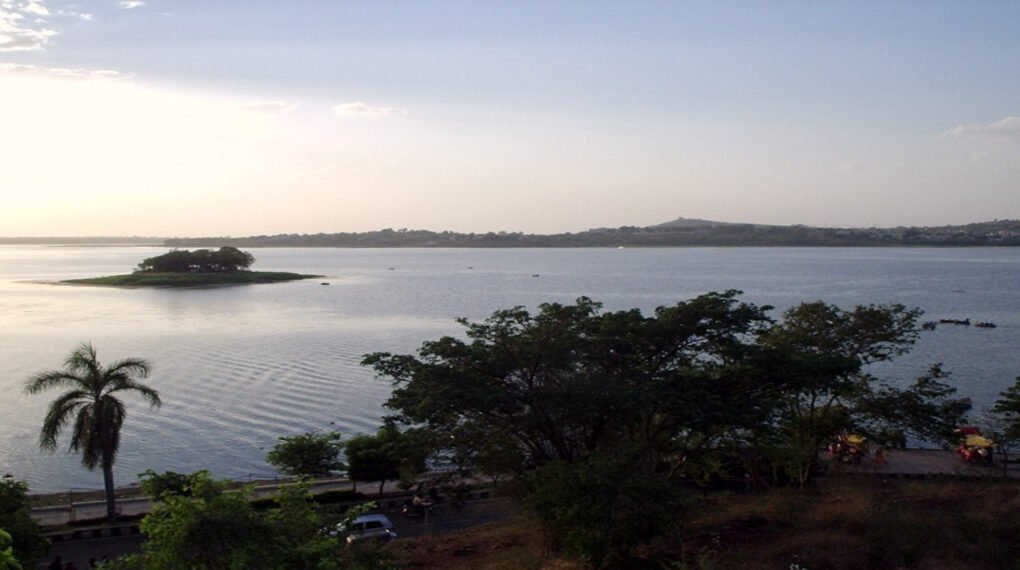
1, 1, 1019, 237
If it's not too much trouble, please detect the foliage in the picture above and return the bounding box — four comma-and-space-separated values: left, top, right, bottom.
366, 293, 959, 562
267, 431, 345, 478
345, 425, 427, 495
0, 528, 21, 570
984, 376, 1020, 472
121, 472, 356, 570
366, 292, 773, 562
522, 451, 682, 568
0, 479, 46, 568
136, 246, 255, 273
138, 469, 209, 499
24, 343, 160, 522
755, 302, 960, 485
992, 376, 1020, 443
368, 292, 772, 476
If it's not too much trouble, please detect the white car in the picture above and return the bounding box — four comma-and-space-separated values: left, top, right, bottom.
341, 514, 398, 544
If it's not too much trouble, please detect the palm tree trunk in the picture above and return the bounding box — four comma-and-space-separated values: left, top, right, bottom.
102, 460, 117, 523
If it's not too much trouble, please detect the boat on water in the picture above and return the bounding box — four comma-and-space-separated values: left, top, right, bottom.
939, 318, 970, 325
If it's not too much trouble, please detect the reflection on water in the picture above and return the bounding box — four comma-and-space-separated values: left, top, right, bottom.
1, 245, 1019, 491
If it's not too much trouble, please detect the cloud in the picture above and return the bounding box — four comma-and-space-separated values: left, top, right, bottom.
118, 1, 144, 8
22, 1, 46, 16
943, 116, 1020, 142
241, 100, 296, 114
0, 1, 58, 51
55, 8, 93, 21
0, 62, 122, 80
331, 101, 408, 117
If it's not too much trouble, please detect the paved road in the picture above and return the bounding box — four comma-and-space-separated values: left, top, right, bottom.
35, 498, 515, 569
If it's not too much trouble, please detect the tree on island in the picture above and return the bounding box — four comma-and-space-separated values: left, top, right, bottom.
136, 246, 255, 273
25, 343, 161, 523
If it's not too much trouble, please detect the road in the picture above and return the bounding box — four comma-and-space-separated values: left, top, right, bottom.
36, 497, 515, 569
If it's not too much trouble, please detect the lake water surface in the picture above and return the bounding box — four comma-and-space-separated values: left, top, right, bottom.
2, 246, 1018, 492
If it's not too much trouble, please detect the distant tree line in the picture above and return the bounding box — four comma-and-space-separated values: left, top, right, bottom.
163, 220, 1020, 248
136, 247, 255, 273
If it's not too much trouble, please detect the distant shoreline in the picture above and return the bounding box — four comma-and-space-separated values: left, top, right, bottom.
4, 219, 1020, 248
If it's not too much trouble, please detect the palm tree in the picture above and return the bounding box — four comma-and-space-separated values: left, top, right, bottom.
25, 343, 160, 522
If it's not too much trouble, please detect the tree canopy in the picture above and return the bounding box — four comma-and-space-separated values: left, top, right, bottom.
109, 472, 354, 570
136, 246, 255, 273
344, 425, 427, 495
266, 431, 345, 478
365, 292, 961, 565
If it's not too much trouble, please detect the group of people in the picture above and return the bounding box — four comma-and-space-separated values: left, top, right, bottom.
824, 434, 864, 467
954, 427, 997, 465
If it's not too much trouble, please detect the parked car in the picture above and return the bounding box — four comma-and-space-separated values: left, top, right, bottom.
339, 514, 398, 544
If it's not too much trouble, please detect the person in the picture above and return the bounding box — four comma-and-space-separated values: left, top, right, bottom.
47, 555, 62, 570
849, 445, 861, 466
64, 562, 79, 570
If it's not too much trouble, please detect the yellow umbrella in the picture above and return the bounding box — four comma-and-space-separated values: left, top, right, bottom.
964, 435, 996, 448
845, 435, 865, 445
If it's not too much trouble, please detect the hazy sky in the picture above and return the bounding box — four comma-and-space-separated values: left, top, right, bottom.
2, 1, 1019, 236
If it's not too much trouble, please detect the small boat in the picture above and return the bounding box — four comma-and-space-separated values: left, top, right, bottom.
974, 322, 997, 328
934, 316, 966, 326
321, 282, 330, 286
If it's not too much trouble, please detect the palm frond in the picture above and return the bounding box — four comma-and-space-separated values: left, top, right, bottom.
108, 378, 162, 409
106, 357, 151, 380
65, 342, 101, 378
39, 391, 90, 450
25, 371, 85, 395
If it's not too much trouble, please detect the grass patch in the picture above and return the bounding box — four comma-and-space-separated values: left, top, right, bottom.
384, 478, 1020, 570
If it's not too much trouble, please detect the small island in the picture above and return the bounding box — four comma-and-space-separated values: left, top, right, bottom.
64, 246, 320, 287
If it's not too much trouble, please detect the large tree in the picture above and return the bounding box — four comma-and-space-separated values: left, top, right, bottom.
365, 292, 773, 565
25, 343, 161, 523
367, 292, 771, 478
756, 302, 961, 485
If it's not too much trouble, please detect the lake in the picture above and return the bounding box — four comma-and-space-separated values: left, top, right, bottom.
1, 245, 1018, 492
